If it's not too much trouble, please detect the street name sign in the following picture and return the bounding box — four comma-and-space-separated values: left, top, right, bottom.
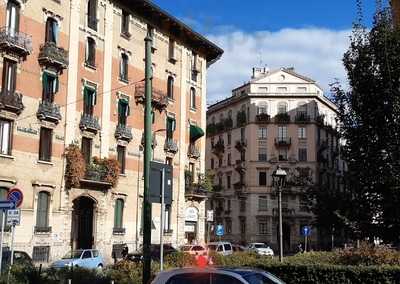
0, 201, 15, 210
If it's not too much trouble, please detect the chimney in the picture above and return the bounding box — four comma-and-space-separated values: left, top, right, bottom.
252, 67, 268, 79
392, 0, 400, 27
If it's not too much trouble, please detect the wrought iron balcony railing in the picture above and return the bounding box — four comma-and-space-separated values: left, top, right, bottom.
36, 100, 62, 124
0, 90, 24, 114
0, 27, 32, 59
164, 139, 178, 154
188, 144, 200, 159
38, 42, 69, 70
274, 137, 292, 147
79, 113, 101, 133
134, 81, 168, 111
235, 140, 247, 152
115, 124, 133, 142
295, 112, 311, 123
255, 113, 271, 123
274, 113, 291, 124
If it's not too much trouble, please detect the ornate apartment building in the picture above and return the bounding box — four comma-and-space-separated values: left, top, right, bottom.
206, 67, 345, 252
0, 0, 222, 263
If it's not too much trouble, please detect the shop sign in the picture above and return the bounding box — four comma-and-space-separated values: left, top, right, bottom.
185, 207, 198, 222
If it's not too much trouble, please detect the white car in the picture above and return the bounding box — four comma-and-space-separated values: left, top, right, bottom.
247, 243, 274, 256
207, 242, 233, 256
151, 267, 285, 284
180, 245, 207, 256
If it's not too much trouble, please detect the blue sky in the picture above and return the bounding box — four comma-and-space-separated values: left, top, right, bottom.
153, 1, 387, 103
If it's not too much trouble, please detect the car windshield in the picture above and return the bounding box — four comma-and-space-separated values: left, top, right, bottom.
62, 250, 83, 259
254, 244, 268, 248
243, 273, 284, 284
207, 245, 217, 251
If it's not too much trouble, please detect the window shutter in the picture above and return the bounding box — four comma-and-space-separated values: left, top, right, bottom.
53, 76, 59, 94
53, 21, 59, 44
92, 90, 97, 106
126, 104, 130, 116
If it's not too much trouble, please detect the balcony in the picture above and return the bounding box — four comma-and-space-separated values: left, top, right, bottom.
233, 181, 245, 191
188, 144, 200, 159
112, 227, 126, 235
224, 117, 233, 129
255, 113, 271, 124
34, 226, 52, 233
212, 140, 225, 157
295, 112, 311, 124
115, 124, 133, 142
164, 139, 178, 154
274, 137, 292, 147
79, 113, 101, 133
185, 184, 208, 201
0, 90, 24, 115
235, 140, 247, 152
274, 113, 291, 124
36, 101, 62, 124
0, 27, 32, 59
134, 81, 168, 111
235, 160, 246, 174
38, 42, 69, 71
315, 114, 325, 125
272, 207, 295, 217
236, 110, 247, 127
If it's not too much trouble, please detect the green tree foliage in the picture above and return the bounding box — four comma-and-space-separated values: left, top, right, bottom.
332, 7, 400, 244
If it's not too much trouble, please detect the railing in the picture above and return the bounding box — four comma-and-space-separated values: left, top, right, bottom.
255, 113, 271, 123
113, 227, 126, 235
185, 184, 208, 199
79, 113, 101, 133
272, 207, 295, 216
115, 124, 133, 142
164, 139, 178, 154
34, 226, 52, 233
235, 140, 247, 151
188, 144, 200, 159
135, 81, 168, 111
233, 181, 245, 190
295, 112, 311, 123
0, 90, 24, 114
274, 137, 292, 146
0, 27, 32, 57
38, 42, 69, 70
274, 113, 291, 123
212, 140, 225, 156
212, 185, 223, 192
36, 100, 62, 123
236, 111, 247, 127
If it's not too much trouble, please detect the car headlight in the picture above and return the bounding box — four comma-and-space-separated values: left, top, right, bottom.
65, 262, 73, 267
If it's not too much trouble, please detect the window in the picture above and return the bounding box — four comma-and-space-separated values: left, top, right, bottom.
282, 195, 288, 208
168, 39, 175, 61
87, 0, 97, 31
278, 148, 288, 161
81, 137, 92, 165
277, 102, 288, 114
118, 99, 130, 126
257, 103, 268, 114
240, 127, 245, 142
167, 76, 174, 99
39, 127, 52, 162
227, 132, 231, 145
0, 119, 12, 155
218, 157, 222, 167
42, 72, 59, 103
259, 171, 267, 186
299, 195, 308, 212
227, 153, 231, 166
114, 198, 124, 229
85, 37, 96, 67
240, 200, 246, 212
6, 0, 20, 35
278, 126, 288, 139
82, 251, 92, 259
298, 127, 306, 139
227, 199, 231, 210
258, 147, 267, 161
190, 87, 196, 109
32, 246, 50, 263
164, 204, 171, 232
210, 158, 214, 169
258, 221, 268, 235
36, 191, 50, 229
121, 10, 130, 36
2, 58, 17, 93
166, 273, 210, 284
119, 53, 129, 81
83, 86, 96, 115
45, 18, 58, 44
258, 196, 268, 211
166, 116, 176, 141
297, 102, 307, 115
225, 219, 232, 234
258, 127, 267, 139
0, 187, 8, 228
299, 148, 307, 162
190, 52, 198, 82
117, 145, 126, 174
227, 175, 231, 189
240, 218, 246, 233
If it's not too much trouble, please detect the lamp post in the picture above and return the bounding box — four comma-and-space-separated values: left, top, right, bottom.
272, 165, 287, 262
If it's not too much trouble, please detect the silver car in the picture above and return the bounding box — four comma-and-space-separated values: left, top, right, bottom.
151, 267, 285, 284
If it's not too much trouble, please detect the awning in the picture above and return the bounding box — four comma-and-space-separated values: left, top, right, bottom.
190, 124, 204, 142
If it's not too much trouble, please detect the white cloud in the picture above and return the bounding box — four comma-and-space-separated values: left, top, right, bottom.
206, 28, 351, 104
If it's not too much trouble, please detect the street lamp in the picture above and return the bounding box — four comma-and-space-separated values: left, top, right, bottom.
272, 165, 287, 262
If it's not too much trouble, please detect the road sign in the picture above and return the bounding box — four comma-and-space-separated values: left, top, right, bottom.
302, 226, 311, 236
7, 188, 23, 208
216, 224, 224, 236
207, 210, 214, 222
6, 209, 20, 226
0, 201, 15, 210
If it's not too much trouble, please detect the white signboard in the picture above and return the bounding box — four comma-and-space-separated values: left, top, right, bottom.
184, 223, 196, 232
6, 209, 20, 226
185, 207, 198, 222
207, 210, 214, 222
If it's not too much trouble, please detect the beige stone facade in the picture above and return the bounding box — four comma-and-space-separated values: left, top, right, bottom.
0, 0, 222, 264
206, 68, 344, 252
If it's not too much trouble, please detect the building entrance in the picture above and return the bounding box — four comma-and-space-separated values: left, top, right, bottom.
72, 196, 95, 249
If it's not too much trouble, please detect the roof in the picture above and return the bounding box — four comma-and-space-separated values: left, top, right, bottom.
117, 0, 223, 65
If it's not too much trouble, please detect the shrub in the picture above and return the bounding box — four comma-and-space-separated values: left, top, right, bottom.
64, 144, 85, 188
164, 252, 196, 268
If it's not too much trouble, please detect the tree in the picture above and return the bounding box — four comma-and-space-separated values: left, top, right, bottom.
332, 7, 400, 244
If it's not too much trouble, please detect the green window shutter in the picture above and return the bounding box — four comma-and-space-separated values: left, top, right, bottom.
36, 192, 49, 228
114, 199, 124, 228
42, 72, 48, 90
84, 87, 89, 107
53, 76, 59, 94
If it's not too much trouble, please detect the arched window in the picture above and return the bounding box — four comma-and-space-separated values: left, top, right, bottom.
114, 198, 124, 229
119, 53, 129, 81
6, 0, 20, 35
36, 191, 50, 229
87, 0, 97, 31
190, 87, 196, 109
45, 17, 58, 44
277, 102, 288, 114
85, 37, 96, 67
167, 76, 174, 99
257, 102, 268, 114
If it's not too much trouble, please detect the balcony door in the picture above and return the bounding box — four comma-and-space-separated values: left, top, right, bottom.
6, 0, 20, 35
2, 59, 17, 94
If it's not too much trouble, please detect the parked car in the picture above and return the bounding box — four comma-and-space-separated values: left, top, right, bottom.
232, 244, 246, 252
180, 245, 207, 256
207, 242, 233, 256
151, 267, 285, 284
51, 249, 104, 269
129, 244, 178, 262
1, 250, 33, 271
247, 243, 274, 256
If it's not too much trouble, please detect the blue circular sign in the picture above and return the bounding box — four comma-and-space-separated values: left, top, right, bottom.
216, 224, 224, 236
302, 226, 311, 236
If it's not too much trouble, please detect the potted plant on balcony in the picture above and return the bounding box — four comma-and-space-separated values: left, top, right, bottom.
64, 144, 85, 188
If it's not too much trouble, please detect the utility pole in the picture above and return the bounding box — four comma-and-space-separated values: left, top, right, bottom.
142, 29, 153, 284
278, 184, 283, 262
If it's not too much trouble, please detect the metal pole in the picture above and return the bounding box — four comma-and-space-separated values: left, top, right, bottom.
207, 222, 210, 244
142, 29, 153, 284
0, 211, 5, 275
278, 185, 283, 262
160, 168, 165, 271
10, 223, 15, 266
305, 234, 307, 253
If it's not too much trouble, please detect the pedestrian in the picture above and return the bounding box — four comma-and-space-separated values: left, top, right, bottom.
121, 245, 129, 259
297, 243, 303, 254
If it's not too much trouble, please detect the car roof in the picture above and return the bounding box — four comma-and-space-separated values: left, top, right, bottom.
153, 267, 244, 280
208, 242, 231, 245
